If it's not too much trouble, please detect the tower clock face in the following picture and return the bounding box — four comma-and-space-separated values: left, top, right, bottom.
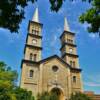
32, 39, 37, 44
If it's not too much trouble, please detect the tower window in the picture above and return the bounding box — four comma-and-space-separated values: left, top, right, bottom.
70, 61, 73, 66
30, 53, 33, 60
70, 61, 76, 67
32, 29, 36, 34
32, 29, 39, 35
32, 39, 37, 44
67, 39, 73, 44
29, 70, 34, 78
73, 76, 76, 83
73, 61, 75, 67
32, 29, 35, 34
69, 48, 73, 53
33, 54, 37, 61
70, 40, 73, 43
35, 30, 39, 35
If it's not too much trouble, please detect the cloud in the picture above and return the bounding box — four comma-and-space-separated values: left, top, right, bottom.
89, 34, 98, 39
81, 23, 89, 31
83, 73, 100, 87
84, 82, 100, 87
84, 73, 100, 82
50, 34, 58, 46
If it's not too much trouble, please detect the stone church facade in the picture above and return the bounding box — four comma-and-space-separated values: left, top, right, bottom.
20, 8, 83, 100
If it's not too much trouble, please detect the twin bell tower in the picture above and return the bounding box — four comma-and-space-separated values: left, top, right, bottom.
20, 7, 83, 100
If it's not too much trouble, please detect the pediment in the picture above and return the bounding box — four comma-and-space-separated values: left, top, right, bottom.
40, 55, 70, 69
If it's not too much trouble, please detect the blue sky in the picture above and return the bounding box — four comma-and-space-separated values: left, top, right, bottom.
0, 0, 100, 94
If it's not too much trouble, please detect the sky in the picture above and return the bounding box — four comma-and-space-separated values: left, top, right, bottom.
0, 0, 100, 94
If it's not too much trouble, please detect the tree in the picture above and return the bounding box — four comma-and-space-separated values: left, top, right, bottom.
69, 92, 91, 100
79, 0, 100, 35
0, 61, 17, 100
0, 61, 34, 100
14, 87, 35, 100
0, 0, 100, 34
37, 91, 59, 100
0, 0, 36, 33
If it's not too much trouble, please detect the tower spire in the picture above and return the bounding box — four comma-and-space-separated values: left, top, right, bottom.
64, 17, 70, 31
32, 7, 39, 23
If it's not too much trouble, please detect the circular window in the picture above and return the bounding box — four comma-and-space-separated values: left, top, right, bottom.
52, 66, 59, 72
69, 48, 73, 53
32, 39, 37, 44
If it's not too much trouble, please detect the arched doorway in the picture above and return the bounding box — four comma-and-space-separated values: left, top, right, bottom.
50, 88, 64, 100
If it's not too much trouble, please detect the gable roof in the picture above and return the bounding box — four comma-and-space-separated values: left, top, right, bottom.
40, 55, 71, 68
40, 55, 82, 72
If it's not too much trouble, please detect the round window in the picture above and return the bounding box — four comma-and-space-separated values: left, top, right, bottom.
69, 48, 73, 53
52, 66, 59, 72
32, 39, 37, 44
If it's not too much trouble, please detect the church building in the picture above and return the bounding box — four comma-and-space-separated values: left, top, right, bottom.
20, 8, 83, 100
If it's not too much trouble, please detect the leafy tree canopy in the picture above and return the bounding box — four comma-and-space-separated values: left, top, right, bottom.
0, 61, 34, 100
0, 0, 100, 35
69, 92, 91, 100
37, 91, 59, 100
0, 0, 36, 33
79, 0, 100, 35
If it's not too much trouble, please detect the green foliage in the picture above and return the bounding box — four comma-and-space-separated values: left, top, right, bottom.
0, 0, 100, 34
0, 61, 35, 100
13, 87, 35, 100
0, 61, 17, 88
37, 91, 59, 100
69, 92, 91, 100
0, 0, 36, 33
79, 0, 100, 35
38, 92, 50, 100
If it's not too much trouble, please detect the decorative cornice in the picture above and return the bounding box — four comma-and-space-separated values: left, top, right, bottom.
28, 33, 42, 39
60, 42, 77, 51
24, 44, 42, 54
60, 31, 75, 39
28, 20, 43, 31
24, 82, 37, 85
21, 55, 82, 72
26, 44, 42, 49
70, 67, 82, 72
21, 59, 39, 68
62, 53, 79, 58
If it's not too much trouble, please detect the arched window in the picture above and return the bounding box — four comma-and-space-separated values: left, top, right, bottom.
32, 29, 34, 34
32, 29, 39, 35
70, 61, 73, 66
73, 61, 75, 67
30, 53, 33, 60
29, 70, 34, 77
70, 61, 76, 67
33, 54, 37, 61
73, 76, 76, 83
35, 30, 39, 35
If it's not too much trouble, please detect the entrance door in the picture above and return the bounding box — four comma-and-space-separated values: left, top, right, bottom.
51, 88, 64, 100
